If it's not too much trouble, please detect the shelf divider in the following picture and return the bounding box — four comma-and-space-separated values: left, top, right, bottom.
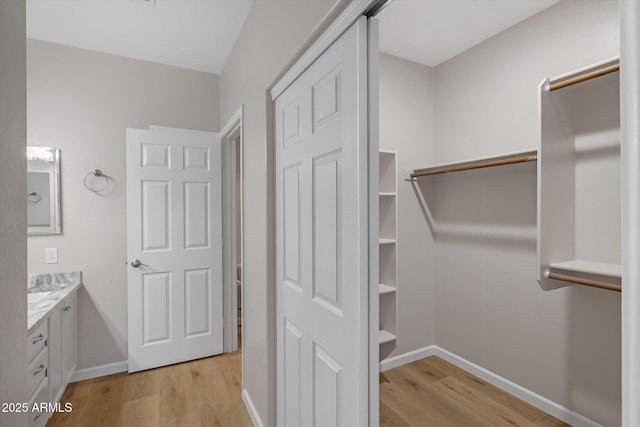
378, 283, 396, 295
378, 330, 396, 345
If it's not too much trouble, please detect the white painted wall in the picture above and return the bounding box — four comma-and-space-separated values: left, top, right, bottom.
219, 1, 347, 424
432, 1, 621, 425
379, 53, 436, 355
0, 1, 28, 426
26, 40, 220, 370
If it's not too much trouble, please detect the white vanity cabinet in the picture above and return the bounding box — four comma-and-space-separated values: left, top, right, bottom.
27, 291, 77, 427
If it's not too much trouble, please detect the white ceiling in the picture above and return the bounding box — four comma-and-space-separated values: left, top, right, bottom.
26, 0, 254, 75
378, 0, 561, 67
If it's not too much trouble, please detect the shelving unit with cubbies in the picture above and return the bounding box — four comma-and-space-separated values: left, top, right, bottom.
378, 149, 397, 360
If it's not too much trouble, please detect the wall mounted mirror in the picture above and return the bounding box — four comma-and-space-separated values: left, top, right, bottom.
27, 146, 61, 235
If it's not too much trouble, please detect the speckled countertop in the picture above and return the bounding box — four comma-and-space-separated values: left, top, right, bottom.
28, 272, 82, 334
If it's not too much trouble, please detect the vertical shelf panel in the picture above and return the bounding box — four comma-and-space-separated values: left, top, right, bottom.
538, 67, 621, 289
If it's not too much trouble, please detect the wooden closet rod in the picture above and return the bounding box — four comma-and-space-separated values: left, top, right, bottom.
410, 154, 537, 179
545, 270, 621, 292
547, 62, 620, 91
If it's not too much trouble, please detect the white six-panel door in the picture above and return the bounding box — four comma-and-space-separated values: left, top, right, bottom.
275, 17, 369, 426
126, 128, 222, 372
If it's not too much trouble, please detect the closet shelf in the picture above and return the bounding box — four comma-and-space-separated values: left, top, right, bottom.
379, 238, 396, 245
379, 192, 396, 197
378, 284, 396, 295
378, 330, 396, 345
549, 260, 621, 278
406, 148, 537, 180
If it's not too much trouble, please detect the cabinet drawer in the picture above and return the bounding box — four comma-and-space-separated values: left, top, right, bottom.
28, 377, 50, 427
27, 347, 48, 399
28, 322, 47, 363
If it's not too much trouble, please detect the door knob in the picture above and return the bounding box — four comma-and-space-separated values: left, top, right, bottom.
130, 259, 148, 268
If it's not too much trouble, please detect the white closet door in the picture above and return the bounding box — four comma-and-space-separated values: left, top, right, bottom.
275, 16, 369, 427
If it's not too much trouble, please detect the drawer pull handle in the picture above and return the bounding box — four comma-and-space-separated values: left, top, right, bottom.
32, 334, 44, 344
63, 306, 71, 312
34, 412, 43, 421
33, 364, 45, 376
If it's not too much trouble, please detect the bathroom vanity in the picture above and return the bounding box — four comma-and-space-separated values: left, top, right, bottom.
27, 272, 81, 427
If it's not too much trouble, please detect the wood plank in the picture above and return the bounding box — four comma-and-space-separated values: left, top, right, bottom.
401, 357, 449, 383
118, 395, 159, 427
158, 363, 201, 427
74, 374, 127, 427
379, 399, 413, 427
47, 345, 249, 427
61, 378, 94, 400
210, 399, 254, 427
418, 356, 552, 423
433, 376, 539, 427
380, 356, 572, 427
382, 365, 497, 427
123, 368, 161, 402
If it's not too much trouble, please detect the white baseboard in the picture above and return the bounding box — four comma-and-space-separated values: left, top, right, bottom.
242, 388, 265, 427
380, 345, 603, 427
69, 360, 128, 383
379, 345, 437, 372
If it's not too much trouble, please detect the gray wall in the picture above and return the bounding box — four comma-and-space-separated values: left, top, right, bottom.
26, 39, 220, 370
379, 53, 436, 355
0, 0, 28, 425
219, 0, 345, 424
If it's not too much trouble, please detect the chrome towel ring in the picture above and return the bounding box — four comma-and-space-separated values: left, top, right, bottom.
27, 192, 42, 203
83, 169, 110, 193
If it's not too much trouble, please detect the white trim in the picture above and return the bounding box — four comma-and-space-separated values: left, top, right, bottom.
621, 2, 640, 425
220, 106, 244, 355
69, 361, 128, 383
220, 106, 244, 139
367, 15, 381, 427
379, 346, 602, 427
270, 0, 378, 99
242, 388, 265, 427
379, 345, 437, 372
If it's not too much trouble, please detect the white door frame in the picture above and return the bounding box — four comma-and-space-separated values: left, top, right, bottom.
620, 2, 640, 425
220, 106, 244, 355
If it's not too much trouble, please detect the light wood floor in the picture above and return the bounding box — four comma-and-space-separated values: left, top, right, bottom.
46, 338, 251, 427
48, 347, 570, 426
380, 355, 571, 427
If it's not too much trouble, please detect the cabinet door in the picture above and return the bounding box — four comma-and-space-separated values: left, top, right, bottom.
48, 310, 62, 402
61, 294, 76, 387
